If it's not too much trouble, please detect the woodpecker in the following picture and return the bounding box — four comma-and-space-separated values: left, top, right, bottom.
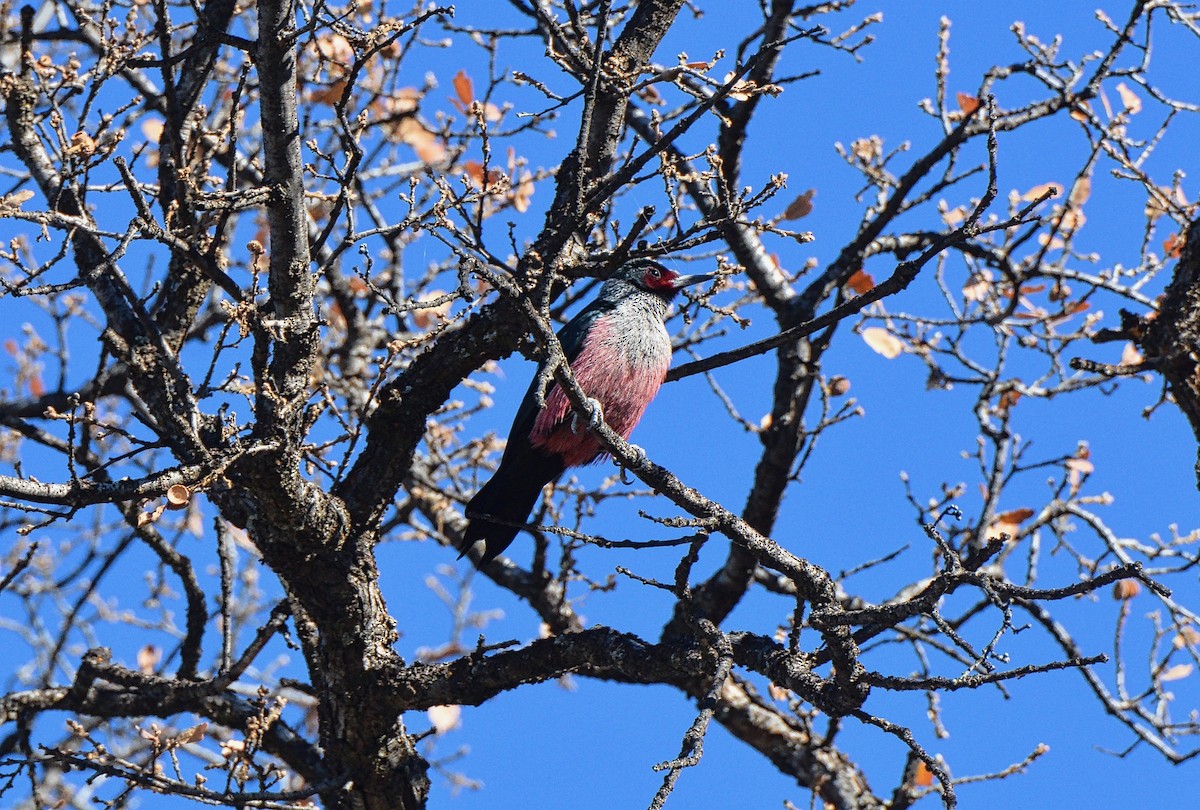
459, 259, 715, 563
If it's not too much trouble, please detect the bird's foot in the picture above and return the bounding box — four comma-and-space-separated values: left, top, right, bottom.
618, 444, 646, 484
571, 397, 605, 434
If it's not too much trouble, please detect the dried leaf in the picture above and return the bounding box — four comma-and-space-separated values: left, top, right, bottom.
1164, 232, 1185, 259
1121, 342, 1144, 366
1021, 182, 1062, 202
996, 508, 1035, 525
175, 723, 208, 745
942, 206, 966, 227
1069, 176, 1092, 207
315, 33, 353, 69
1112, 579, 1141, 600
452, 69, 474, 108
1115, 82, 1142, 114
390, 117, 445, 163
1144, 186, 1186, 221
1160, 663, 1193, 682
67, 131, 96, 157
141, 119, 164, 143
310, 79, 349, 105
1066, 457, 1094, 475
428, 704, 462, 735
137, 503, 166, 527
1057, 208, 1086, 232
914, 761, 934, 788
413, 291, 453, 329
1173, 626, 1200, 649
481, 102, 503, 123
781, 189, 815, 220
956, 92, 981, 116
998, 389, 1021, 414
845, 270, 875, 295
510, 170, 535, 213
862, 327, 904, 359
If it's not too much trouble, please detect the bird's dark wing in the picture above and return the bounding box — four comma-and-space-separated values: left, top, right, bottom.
508, 298, 615, 440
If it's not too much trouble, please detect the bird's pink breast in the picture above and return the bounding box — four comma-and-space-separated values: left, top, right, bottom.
530, 315, 670, 467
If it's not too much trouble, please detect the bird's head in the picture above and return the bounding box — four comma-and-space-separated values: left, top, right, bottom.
607, 259, 716, 301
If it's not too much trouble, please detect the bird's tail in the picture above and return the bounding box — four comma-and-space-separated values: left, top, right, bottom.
459, 448, 564, 563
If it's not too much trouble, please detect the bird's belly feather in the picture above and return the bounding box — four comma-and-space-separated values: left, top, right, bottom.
530, 313, 670, 467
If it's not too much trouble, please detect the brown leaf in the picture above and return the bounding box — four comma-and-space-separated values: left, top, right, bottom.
1164, 232, 1185, 259
390, 118, 445, 164
956, 92, 981, 116
1021, 182, 1062, 202
781, 189, 815, 220
309, 79, 349, 106
452, 69, 474, 108
845, 270, 875, 295
175, 723, 208, 745
998, 389, 1021, 414
914, 761, 934, 788
996, 508, 1035, 525
861, 327, 904, 359
1069, 176, 1092, 207
1112, 579, 1141, 600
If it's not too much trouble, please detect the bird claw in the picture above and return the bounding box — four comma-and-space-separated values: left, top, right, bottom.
618, 444, 646, 484
571, 397, 605, 434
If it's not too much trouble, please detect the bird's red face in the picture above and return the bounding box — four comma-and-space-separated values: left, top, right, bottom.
634, 262, 716, 295
639, 263, 680, 292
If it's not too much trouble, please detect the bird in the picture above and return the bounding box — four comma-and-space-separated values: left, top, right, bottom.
459, 259, 715, 564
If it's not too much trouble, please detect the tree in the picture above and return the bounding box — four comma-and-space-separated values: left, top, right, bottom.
1, 0, 1198, 807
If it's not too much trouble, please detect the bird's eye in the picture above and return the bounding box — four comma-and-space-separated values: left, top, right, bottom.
648, 267, 661, 278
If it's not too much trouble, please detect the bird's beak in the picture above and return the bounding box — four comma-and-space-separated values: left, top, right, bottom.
669, 271, 718, 291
